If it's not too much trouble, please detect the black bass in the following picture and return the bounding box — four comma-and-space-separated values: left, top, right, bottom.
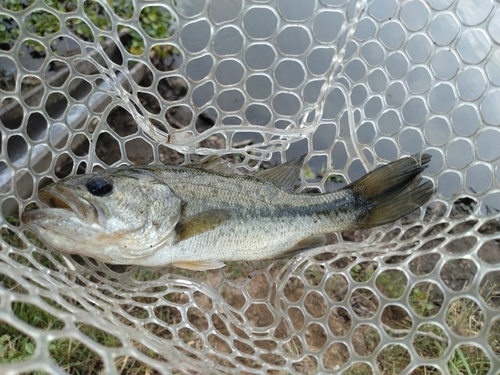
22, 155, 433, 270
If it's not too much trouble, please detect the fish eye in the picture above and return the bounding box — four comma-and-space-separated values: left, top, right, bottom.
86, 176, 113, 197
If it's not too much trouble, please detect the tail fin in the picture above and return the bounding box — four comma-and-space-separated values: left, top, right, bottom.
348, 154, 433, 229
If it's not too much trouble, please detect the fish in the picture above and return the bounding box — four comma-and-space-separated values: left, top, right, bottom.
21, 154, 434, 271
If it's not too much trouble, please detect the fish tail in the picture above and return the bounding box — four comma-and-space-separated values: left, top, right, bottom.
348, 154, 433, 229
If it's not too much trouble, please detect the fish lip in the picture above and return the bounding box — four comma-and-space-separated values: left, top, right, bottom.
20, 209, 36, 224
37, 185, 97, 222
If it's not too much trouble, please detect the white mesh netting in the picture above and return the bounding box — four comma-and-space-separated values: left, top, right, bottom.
1, 0, 500, 373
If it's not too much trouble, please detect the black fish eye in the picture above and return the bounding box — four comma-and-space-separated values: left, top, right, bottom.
86, 176, 113, 196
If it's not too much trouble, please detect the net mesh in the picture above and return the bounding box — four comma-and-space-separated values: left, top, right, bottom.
1, 0, 500, 373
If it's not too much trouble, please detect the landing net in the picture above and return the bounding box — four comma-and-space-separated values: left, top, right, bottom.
1, 0, 499, 374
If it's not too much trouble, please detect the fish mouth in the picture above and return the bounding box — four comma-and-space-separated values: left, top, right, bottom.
23, 185, 97, 224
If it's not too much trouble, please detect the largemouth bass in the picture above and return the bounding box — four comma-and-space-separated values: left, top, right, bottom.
22, 154, 433, 271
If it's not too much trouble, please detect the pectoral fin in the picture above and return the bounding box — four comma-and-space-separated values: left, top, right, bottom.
273, 234, 326, 260
175, 209, 231, 243
172, 260, 226, 271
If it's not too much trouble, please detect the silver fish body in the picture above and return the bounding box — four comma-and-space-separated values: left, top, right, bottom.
22, 155, 433, 270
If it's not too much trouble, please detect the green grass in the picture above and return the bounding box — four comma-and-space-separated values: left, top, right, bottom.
0, 269, 170, 374
2, 266, 499, 374
375, 269, 407, 299
377, 344, 411, 374
341, 363, 373, 374
0, 332, 35, 365
0, 0, 173, 56
448, 346, 491, 375
409, 282, 443, 317
349, 261, 377, 282
412, 324, 447, 360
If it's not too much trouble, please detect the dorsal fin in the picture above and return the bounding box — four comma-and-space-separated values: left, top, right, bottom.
187, 154, 306, 188
255, 154, 306, 188
186, 155, 233, 174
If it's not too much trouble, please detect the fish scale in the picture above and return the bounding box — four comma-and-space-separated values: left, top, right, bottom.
22, 155, 433, 271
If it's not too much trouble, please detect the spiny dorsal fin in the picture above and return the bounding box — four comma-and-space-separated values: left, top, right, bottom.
174, 209, 231, 243
171, 260, 225, 271
255, 154, 306, 188
186, 155, 233, 174
272, 233, 326, 260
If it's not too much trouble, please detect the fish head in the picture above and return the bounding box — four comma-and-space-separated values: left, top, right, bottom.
22, 167, 181, 263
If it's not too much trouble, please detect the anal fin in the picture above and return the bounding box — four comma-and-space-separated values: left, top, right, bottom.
273, 234, 326, 260
172, 260, 226, 271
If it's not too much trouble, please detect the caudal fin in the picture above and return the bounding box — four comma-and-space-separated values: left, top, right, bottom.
348, 154, 434, 229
